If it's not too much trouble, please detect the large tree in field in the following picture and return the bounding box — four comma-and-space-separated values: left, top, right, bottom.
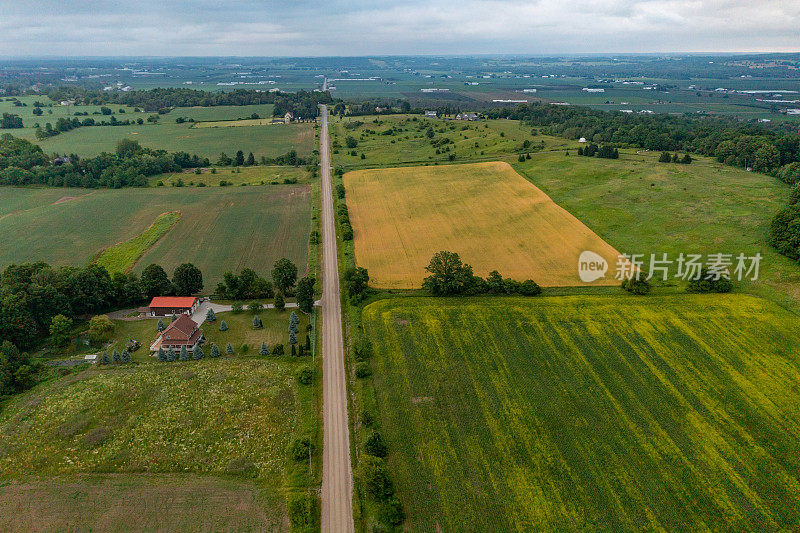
140, 264, 173, 298
272, 258, 298, 295
422, 251, 475, 295
173, 263, 203, 295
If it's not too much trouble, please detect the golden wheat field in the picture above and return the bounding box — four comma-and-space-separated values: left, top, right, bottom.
344, 161, 624, 288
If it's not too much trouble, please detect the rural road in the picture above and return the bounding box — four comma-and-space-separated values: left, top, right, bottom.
319, 105, 355, 532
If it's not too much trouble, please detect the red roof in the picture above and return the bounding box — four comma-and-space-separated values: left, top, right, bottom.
149, 296, 198, 308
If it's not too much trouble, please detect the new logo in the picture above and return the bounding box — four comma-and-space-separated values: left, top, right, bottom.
578, 251, 608, 282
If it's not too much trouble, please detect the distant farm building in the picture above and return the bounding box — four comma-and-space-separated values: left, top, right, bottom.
284, 112, 294, 123
456, 112, 479, 121
148, 296, 200, 317
425, 110, 437, 117
151, 314, 203, 353
578, 137, 587, 143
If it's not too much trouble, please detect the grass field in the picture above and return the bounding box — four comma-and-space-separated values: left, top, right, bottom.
193, 118, 283, 128
34, 121, 315, 159
170, 103, 275, 122
94, 211, 181, 274
0, 186, 311, 288
344, 161, 623, 288
512, 151, 800, 309
362, 294, 800, 531
151, 165, 310, 187
208, 310, 311, 355
331, 115, 577, 169
0, 355, 314, 528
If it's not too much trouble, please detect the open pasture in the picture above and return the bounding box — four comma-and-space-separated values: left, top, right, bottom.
344, 161, 623, 288
170, 103, 275, 122
363, 294, 800, 531
35, 121, 314, 159
331, 114, 576, 168
0, 186, 311, 287
150, 165, 310, 187
512, 151, 800, 309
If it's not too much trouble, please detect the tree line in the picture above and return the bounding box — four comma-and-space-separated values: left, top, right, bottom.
422, 251, 542, 296
0, 137, 208, 188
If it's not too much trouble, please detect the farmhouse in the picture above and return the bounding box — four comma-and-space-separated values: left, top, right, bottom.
425, 110, 437, 117
456, 112, 479, 121
148, 296, 200, 317
151, 314, 203, 353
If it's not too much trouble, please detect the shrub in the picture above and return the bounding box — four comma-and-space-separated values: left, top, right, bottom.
205, 308, 216, 322
296, 366, 314, 385
518, 279, 542, 296
687, 270, 733, 293
378, 497, 405, 527
354, 337, 373, 361
231, 302, 243, 313
210, 344, 221, 358
356, 455, 394, 500
364, 431, 388, 458
288, 493, 319, 530
355, 362, 372, 378
252, 315, 263, 329
272, 343, 285, 355
621, 276, 651, 295
289, 437, 314, 461
225, 342, 234, 354
219, 320, 228, 331
248, 302, 263, 314
260, 342, 269, 355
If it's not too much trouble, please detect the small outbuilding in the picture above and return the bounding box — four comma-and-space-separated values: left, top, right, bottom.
425, 110, 437, 118
148, 296, 199, 317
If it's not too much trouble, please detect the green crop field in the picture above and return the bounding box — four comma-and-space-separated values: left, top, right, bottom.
0, 186, 311, 287
362, 294, 800, 531
94, 211, 181, 274
330, 114, 578, 169
511, 151, 800, 310
33, 121, 314, 159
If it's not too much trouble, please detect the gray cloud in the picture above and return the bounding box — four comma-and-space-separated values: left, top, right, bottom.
0, 0, 798, 56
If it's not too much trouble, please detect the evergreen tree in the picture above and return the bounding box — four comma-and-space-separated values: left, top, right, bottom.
112, 349, 122, 363
253, 315, 263, 328
289, 321, 299, 334
180, 345, 190, 361
290, 310, 299, 326
260, 342, 270, 355
210, 344, 221, 358
157, 347, 167, 362
659, 151, 672, 163
167, 347, 177, 362
246, 152, 255, 166
171, 314, 178, 322
235, 150, 245, 166
274, 292, 285, 311
305, 334, 311, 351
289, 330, 297, 345
220, 320, 228, 331
226, 342, 234, 355
291, 344, 297, 357
100, 351, 110, 365
193, 343, 204, 360
206, 308, 216, 322
157, 318, 165, 332
121, 349, 131, 363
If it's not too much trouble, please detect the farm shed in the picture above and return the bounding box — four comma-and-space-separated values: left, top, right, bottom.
148, 296, 199, 317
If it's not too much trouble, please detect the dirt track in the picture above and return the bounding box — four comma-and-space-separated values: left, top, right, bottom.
319, 105, 355, 532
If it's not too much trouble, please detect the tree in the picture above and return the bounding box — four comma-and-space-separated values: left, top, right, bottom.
289, 437, 314, 461
253, 315, 263, 328
217, 152, 232, 166
274, 292, 285, 311
193, 343, 204, 360
225, 342, 234, 355
296, 276, 315, 313
288, 493, 319, 530
179, 345, 190, 361
246, 152, 255, 166
769, 205, 800, 261
422, 251, 476, 295
248, 302, 263, 314
260, 342, 270, 355
49, 314, 73, 347
272, 258, 298, 294
157, 318, 166, 332
173, 263, 203, 295
171, 314, 178, 322
681, 154, 693, 164
121, 349, 131, 363
232, 302, 243, 313
687, 269, 733, 293
289, 330, 297, 346
219, 320, 228, 331
140, 264, 172, 298
112, 349, 122, 363
157, 347, 167, 362
272, 343, 285, 355
166, 347, 177, 362
233, 150, 244, 166
621, 276, 651, 295
356, 455, 395, 500
100, 351, 110, 365
210, 344, 221, 358
344, 267, 369, 298
364, 431, 388, 458
486, 270, 505, 294
205, 308, 216, 322
296, 366, 314, 385
88, 315, 114, 343
290, 310, 299, 326
659, 151, 672, 163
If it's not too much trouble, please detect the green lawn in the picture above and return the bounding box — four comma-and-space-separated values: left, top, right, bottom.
362, 294, 800, 531
207, 310, 311, 356
512, 151, 800, 310
0, 186, 311, 288
330, 115, 578, 169
34, 121, 315, 159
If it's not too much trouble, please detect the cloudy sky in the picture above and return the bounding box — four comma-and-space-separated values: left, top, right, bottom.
1, 0, 798, 56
